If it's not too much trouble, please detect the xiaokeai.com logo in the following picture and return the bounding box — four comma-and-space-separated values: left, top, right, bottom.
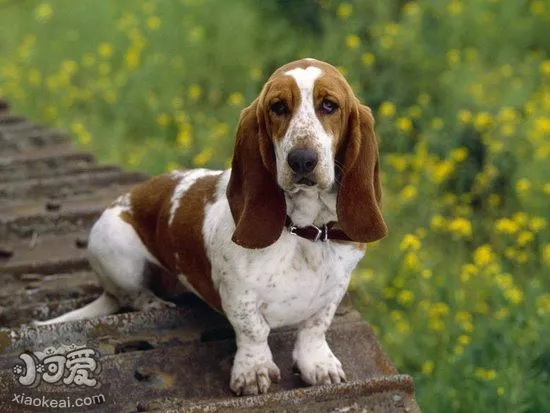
12, 342, 101, 388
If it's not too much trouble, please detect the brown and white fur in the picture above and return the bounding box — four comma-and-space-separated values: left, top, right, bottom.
35, 58, 388, 396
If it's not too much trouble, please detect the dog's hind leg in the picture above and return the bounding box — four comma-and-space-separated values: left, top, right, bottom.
33, 206, 168, 325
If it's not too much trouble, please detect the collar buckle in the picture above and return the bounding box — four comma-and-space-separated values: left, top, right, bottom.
313, 224, 328, 242
288, 222, 328, 242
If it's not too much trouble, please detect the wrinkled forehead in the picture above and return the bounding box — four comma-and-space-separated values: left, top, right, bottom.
262, 58, 353, 105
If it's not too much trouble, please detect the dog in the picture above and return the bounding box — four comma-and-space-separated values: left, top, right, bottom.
35, 58, 387, 396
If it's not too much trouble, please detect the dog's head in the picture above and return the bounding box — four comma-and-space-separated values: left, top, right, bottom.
227, 58, 387, 248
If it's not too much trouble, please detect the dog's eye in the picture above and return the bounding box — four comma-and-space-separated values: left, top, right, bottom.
270, 101, 289, 116
320, 99, 338, 114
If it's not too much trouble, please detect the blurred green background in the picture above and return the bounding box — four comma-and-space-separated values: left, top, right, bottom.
1, 0, 549, 411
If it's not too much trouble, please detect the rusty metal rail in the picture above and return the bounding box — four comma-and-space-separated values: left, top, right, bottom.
0, 100, 420, 413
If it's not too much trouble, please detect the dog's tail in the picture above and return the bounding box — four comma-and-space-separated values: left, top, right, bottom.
32, 292, 120, 326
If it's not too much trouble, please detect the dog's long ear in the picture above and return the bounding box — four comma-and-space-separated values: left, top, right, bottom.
337, 101, 388, 242
227, 99, 286, 249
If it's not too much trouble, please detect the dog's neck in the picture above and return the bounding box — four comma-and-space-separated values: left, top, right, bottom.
285, 187, 337, 227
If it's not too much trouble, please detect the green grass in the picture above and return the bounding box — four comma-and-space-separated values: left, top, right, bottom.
1, 0, 549, 411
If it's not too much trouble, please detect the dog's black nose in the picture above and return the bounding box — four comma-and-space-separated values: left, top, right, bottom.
287, 149, 318, 174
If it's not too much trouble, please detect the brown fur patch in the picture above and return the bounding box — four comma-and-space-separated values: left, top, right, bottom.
120, 173, 223, 311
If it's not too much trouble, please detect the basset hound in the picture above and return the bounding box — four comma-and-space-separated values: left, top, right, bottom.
36, 58, 388, 395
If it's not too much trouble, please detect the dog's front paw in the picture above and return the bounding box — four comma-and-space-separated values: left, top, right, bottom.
293, 341, 346, 385
230, 349, 280, 396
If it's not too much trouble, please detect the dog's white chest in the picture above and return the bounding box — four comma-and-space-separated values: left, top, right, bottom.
245, 238, 362, 328
254, 243, 351, 327
205, 203, 364, 328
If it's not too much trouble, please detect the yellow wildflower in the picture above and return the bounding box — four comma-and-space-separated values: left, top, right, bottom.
495, 273, 513, 289
451, 147, 468, 162
447, 0, 463, 15
531, 0, 545, 15
421, 360, 434, 376
379, 101, 396, 118
431, 215, 446, 230
35, 2, 53, 22
176, 125, 192, 149
164, 161, 179, 172
488, 194, 501, 207
396, 321, 411, 334
421, 269, 432, 279
431, 302, 449, 317
403, 251, 420, 270
474, 368, 496, 381
361, 52, 375, 67
400, 184, 418, 201
504, 287, 524, 305
125, 48, 141, 69
448, 217, 472, 237
98, 42, 114, 58
516, 178, 531, 194
460, 263, 478, 282
345, 34, 360, 49
407, 105, 422, 118
429, 318, 445, 331
156, 113, 170, 127
396, 117, 413, 133
417, 93, 430, 106
457, 335, 471, 346
513, 212, 528, 226
228, 92, 244, 106
458, 110, 472, 124
337, 3, 352, 19
250, 67, 262, 81
495, 308, 509, 320
432, 160, 455, 184
387, 155, 407, 172
193, 148, 213, 166
494, 218, 518, 234
473, 244, 495, 267
474, 112, 492, 130
541, 60, 550, 76
447, 49, 460, 65
516, 231, 534, 246
147, 16, 161, 30
544, 183, 550, 194
403, 2, 420, 17
188, 84, 202, 100
400, 234, 421, 251
431, 117, 444, 131
498, 106, 518, 122
397, 290, 415, 306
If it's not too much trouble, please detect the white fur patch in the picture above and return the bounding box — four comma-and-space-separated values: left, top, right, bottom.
113, 193, 132, 212
168, 169, 222, 225
275, 66, 335, 192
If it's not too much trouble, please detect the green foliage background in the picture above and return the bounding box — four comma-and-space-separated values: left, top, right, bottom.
1, 0, 549, 411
